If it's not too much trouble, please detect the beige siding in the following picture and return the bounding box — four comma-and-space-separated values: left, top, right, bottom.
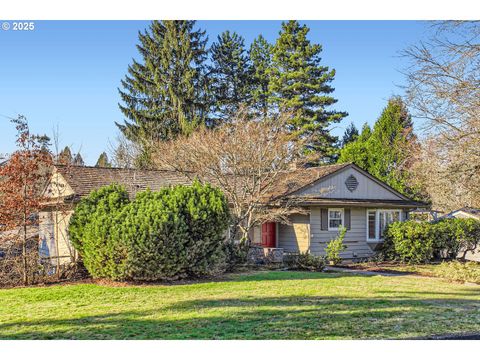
251, 225, 262, 245
309, 207, 374, 258
39, 210, 76, 265
44, 171, 74, 198
295, 167, 403, 200
277, 214, 310, 252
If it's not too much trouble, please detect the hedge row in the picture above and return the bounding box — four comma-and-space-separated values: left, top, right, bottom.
382, 218, 480, 263
69, 181, 230, 281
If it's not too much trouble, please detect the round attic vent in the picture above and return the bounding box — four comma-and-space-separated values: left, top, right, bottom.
345, 174, 359, 192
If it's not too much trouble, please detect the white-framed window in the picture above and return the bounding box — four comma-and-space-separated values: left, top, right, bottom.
367, 209, 402, 242
328, 208, 344, 231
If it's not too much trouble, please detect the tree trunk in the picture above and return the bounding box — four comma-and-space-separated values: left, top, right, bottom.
22, 213, 28, 286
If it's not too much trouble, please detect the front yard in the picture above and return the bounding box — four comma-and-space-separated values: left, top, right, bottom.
1, 271, 480, 339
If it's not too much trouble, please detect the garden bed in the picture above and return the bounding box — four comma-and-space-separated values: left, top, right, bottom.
342, 261, 480, 284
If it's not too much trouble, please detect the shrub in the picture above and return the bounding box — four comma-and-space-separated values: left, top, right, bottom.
453, 219, 480, 260
223, 240, 249, 271
383, 218, 480, 264
284, 251, 325, 272
325, 226, 347, 265
383, 221, 435, 263
69, 184, 129, 255
70, 181, 230, 281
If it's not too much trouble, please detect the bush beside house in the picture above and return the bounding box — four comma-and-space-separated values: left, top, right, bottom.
383, 218, 480, 263
69, 181, 230, 281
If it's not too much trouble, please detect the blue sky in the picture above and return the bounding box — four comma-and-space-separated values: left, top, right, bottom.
0, 20, 430, 165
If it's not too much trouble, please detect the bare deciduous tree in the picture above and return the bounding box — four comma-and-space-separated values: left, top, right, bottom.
152, 110, 317, 242
404, 21, 480, 211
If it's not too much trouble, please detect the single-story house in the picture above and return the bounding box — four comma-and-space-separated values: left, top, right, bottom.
40, 162, 425, 264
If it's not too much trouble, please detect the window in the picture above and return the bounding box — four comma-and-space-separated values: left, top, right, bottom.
368, 210, 376, 240
328, 208, 344, 231
367, 209, 402, 242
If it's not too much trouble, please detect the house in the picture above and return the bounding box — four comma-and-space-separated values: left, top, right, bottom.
40, 162, 425, 264
442, 207, 480, 221
250, 163, 425, 259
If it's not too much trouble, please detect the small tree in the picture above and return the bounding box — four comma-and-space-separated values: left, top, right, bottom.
0, 115, 52, 285
325, 226, 347, 265
153, 110, 316, 243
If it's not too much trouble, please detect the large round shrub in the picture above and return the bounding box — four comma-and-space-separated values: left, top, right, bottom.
70, 180, 230, 281
68, 184, 130, 279
69, 184, 130, 258
383, 221, 435, 263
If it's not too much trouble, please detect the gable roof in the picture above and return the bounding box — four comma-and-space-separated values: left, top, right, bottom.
52, 165, 191, 199
264, 163, 350, 201
269, 162, 411, 200
444, 207, 480, 220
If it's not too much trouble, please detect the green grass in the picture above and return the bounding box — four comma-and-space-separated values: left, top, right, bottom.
1, 271, 480, 339
349, 261, 480, 284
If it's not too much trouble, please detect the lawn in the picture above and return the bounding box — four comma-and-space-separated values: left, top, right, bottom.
1, 271, 480, 339
345, 261, 480, 284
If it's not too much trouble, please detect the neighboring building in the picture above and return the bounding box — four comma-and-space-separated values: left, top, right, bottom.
40, 165, 190, 265
442, 208, 480, 221
40, 163, 425, 264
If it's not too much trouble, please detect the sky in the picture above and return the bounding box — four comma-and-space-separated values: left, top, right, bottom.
0, 20, 431, 165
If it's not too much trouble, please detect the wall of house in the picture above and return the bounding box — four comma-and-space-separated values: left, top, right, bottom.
39, 210, 76, 265
294, 167, 403, 200
277, 214, 310, 253
309, 207, 375, 259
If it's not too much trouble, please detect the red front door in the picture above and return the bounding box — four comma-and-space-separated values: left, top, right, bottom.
261, 222, 276, 247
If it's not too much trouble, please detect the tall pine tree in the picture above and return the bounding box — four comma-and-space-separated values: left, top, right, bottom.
249, 35, 273, 118
269, 21, 347, 160
117, 20, 209, 166
209, 31, 251, 123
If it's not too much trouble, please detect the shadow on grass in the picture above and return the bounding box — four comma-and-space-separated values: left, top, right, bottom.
2, 292, 480, 340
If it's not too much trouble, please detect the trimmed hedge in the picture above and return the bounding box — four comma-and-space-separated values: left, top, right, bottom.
69, 181, 230, 281
383, 218, 480, 263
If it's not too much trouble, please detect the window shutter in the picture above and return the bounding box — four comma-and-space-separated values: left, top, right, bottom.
321, 208, 328, 231
344, 208, 351, 230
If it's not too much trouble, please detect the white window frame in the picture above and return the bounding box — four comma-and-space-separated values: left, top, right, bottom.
328, 208, 344, 231
366, 209, 402, 242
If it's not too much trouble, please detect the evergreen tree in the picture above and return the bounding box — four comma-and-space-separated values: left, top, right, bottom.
210, 31, 251, 123
341, 122, 359, 147
117, 20, 209, 166
368, 97, 416, 194
249, 35, 273, 118
269, 21, 347, 160
95, 152, 112, 168
72, 153, 85, 166
338, 123, 372, 170
338, 97, 419, 197
58, 146, 73, 164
